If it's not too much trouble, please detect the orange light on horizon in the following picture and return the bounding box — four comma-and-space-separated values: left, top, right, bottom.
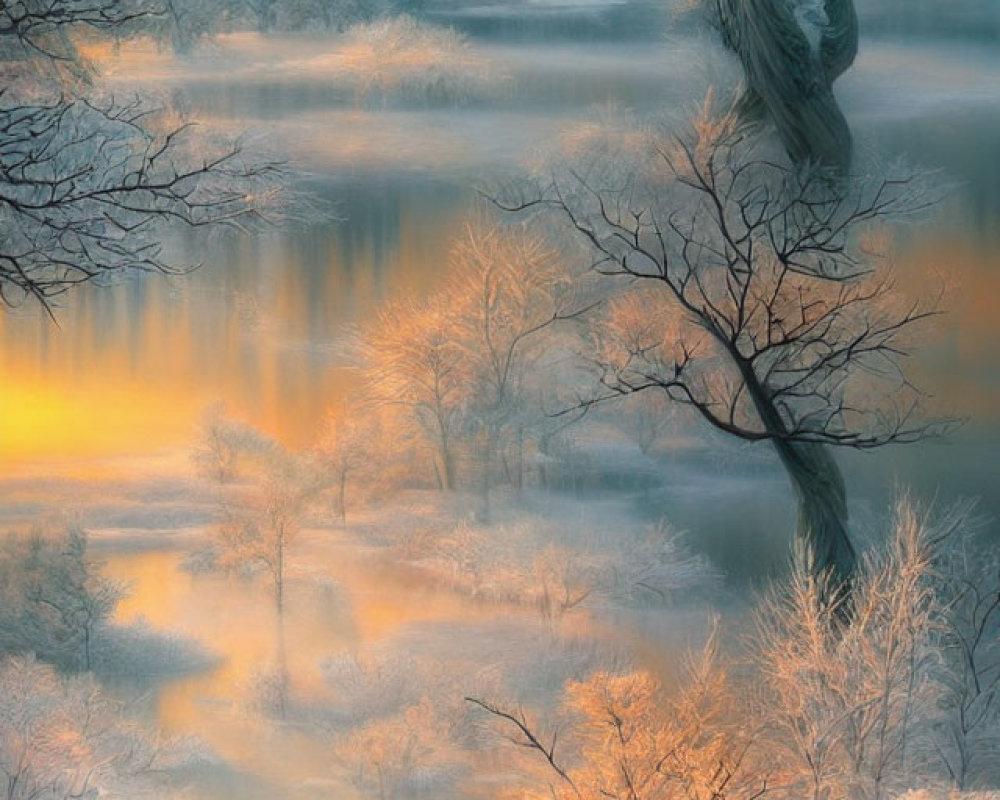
0, 375, 203, 470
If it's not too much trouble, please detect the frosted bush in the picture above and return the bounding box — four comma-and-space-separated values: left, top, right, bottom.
247, 665, 290, 717
0, 655, 168, 799
334, 696, 470, 799
605, 522, 722, 607
320, 650, 422, 725
336, 16, 502, 107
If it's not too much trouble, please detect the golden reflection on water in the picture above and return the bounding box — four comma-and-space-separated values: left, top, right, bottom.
0, 190, 461, 473
104, 547, 358, 792
2, 225, 995, 476
99, 535, 542, 795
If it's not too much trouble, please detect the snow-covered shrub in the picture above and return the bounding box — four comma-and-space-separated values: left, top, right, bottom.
753, 499, 1000, 799
247, 665, 291, 717
603, 521, 722, 607
469, 625, 763, 800
476, 499, 1000, 798
334, 696, 471, 799
336, 16, 502, 107
0, 655, 167, 799
319, 650, 422, 726
0, 525, 125, 672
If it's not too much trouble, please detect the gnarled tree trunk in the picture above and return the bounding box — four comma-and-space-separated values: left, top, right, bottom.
772, 438, 856, 595
735, 352, 857, 598
716, 0, 858, 172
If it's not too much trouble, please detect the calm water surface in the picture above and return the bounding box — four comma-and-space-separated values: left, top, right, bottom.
1, 12, 993, 797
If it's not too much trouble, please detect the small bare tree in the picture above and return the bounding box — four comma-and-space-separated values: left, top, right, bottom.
364, 295, 466, 492
192, 402, 276, 487
446, 220, 586, 519
316, 399, 380, 526
215, 447, 316, 615
932, 509, 1000, 789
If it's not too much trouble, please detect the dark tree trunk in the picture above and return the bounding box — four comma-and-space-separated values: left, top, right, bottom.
84, 624, 92, 671
479, 427, 498, 523
436, 417, 455, 491
717, 0, 858, 172
256, 0, 277, 33
275, 531, 285, 617
772, 438, 856, 595
734, 352, 856, 599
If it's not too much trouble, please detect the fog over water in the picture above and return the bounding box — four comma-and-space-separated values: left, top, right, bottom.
1, 2, 999, 798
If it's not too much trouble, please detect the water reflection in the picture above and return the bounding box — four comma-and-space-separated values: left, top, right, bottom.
1, 31, 998, 483
100, 535, 556, 799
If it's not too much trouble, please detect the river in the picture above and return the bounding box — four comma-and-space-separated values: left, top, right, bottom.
0, 4, 998, 796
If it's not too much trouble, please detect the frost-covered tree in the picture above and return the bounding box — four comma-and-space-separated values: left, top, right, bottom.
504, 110, 949, 595
446, 221, 584, 519
932, 509, 1000, 790
215, 446, 316, 615
0, 525, 126, 671
334, 16, 499, 108
0, 0, 283, 314
364, 295, 467, 491
192, 408, 318, 615
316, 400, 381, 526
192, 402, 277, 487
0, 655, 166, 800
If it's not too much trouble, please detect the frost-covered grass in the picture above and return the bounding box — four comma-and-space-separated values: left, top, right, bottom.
376, 491, 721, 615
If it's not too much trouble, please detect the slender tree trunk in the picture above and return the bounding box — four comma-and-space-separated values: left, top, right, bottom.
515, 426, 525, 491
275, 606, 288, 719
84, 624, 92, 671
480, 427, 498, 523
442, 445, 455, 492
338, 472, 347, 527
257, 0, 277, 33
275, 529, 285, 616
436, 415, 455, 491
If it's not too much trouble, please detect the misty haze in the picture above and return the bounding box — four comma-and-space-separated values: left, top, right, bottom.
0, 1, 998, 799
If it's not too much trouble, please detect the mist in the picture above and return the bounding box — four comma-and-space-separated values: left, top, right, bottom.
1, 1, 998, 798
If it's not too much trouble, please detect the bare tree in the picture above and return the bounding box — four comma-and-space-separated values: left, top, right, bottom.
316, 399, 380, 526
503, 110, 950, 594
0, 0, 284, 315
364, 294, 467, 492
0, 0, 155, 58
446, 220, 586, 519
192, 402, 277, 487
932, 507, 1000, 789
213, 446, 316, 615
